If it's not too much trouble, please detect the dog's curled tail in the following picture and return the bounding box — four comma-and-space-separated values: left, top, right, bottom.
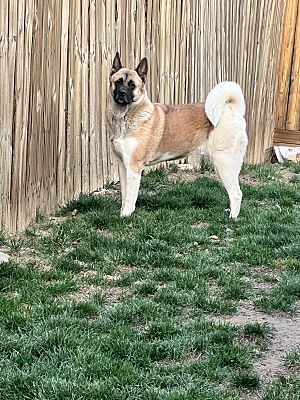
205, 81, 245, 127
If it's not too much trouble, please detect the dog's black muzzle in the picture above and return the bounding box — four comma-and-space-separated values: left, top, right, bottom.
114, 86, 134, 105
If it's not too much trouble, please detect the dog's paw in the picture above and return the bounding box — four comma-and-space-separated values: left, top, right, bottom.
0, 251, 10, 264
120, 208, 134, 217
229, 210, 239, 219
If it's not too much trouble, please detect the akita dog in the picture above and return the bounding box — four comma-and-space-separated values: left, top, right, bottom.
107, 53, 248, 218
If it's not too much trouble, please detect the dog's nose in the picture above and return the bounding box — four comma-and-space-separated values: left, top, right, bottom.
118, 87, 127, 97
114, 86, 131, 105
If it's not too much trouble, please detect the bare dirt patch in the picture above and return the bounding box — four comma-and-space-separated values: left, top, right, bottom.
49, 215, 69, 224
243, 275, 278, 292
12, 248, 54, 271
280, 168, 297, 184
209, 300, 300, 383
244, 278, 274, 291
239, 175, 263, 186
243, 266, 281, 292
62, 283, 127, 306
76, 270, 98, 278
104, 265, 136, 283
192, 221, 210, 229
91, 187, 120, 199
179, 306, 195, 325
64, 285, 102, 301
104, 286, 127, 306
166, 166, 266, 189
166, 164, 298, 188
168, 170, 201, 183
3, 290, 20, 300
156, 352, 205, 368
97, 229, 115, 238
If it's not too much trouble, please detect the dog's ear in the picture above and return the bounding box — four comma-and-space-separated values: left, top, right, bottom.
135, 57, 148, 83
111, 52, 122, 76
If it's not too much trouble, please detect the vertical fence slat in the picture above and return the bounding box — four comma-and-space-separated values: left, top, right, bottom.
73, 0, 82, 197
65, 1, 74, 200
174, 0, 182, 105
286, 0, 300, 130
0, 0, 10, 229
10, 0, 26, 231
94, 0, 103, 189
107, 0, 118, 182
170, 0, 176, 104
151, 0, 159, 102
89, 0, 98, 191
49, 0, 62, 212
26, 0, 40, 229
99, 0, 108, 184
145, 0, 153, 100
274, 0, 300, 146
81, 1, 90, 193
164, 0, 171, 104
57, 0, 70, 204
276, 0, 298, 130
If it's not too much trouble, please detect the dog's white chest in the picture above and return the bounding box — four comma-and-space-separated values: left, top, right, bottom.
112, 136, 138, 165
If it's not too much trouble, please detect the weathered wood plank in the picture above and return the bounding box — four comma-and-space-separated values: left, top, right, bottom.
286, 0, 300, 130
10, 0, 26, 231
274, 129, 300, 146
276, 0, 298, 130
0, 0, 12, 229
81, 0, 90, 193
57, 0, 70, 204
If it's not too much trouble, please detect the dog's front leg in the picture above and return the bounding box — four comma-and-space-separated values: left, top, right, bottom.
118, 162, 127, 213
121, 166, 142, 217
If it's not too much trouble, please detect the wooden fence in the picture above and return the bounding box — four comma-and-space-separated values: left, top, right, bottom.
0, 0, 286, 231
274, 0, 300, 147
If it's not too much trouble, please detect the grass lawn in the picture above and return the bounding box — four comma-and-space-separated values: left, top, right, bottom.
0, 161, 300, 400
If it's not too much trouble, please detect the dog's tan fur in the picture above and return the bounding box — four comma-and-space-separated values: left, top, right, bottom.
107, 54, 248, 218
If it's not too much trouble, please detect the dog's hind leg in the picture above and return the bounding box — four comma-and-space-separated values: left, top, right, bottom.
212, 151, 244, 218
121, 166, 142, 217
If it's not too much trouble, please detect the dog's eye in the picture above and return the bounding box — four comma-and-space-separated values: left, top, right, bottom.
116, 78, 123, 84
128, 80, 135, 89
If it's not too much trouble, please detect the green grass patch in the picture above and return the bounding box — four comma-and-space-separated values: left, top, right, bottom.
285, 347, 300, 369
232, 371, 260, 389
0, 163, 300, 399
263, 376, 300, 400
241, 162, 282, 181
256, 272, 300, 312
243, 322, 271, 338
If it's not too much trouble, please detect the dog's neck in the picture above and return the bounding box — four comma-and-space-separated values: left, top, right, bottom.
128, 94, 154, 122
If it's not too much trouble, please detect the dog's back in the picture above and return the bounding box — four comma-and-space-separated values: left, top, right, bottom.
146, 103, 213, 163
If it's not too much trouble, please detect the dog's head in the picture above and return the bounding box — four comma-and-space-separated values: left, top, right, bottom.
109, 52, 148, 106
